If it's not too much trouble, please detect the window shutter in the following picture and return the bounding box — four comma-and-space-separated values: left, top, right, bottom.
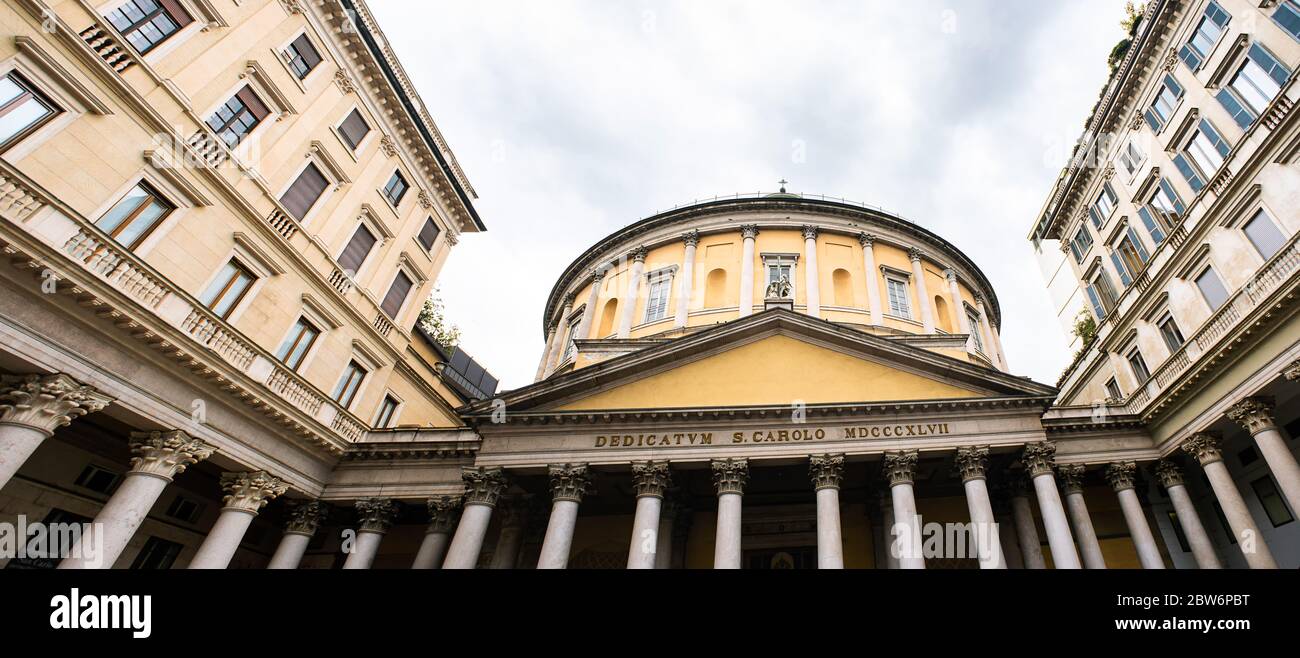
1085, 285, 1106, 320
1137, 207, 1166, 245
1276, 1, 1300, 41
417, 218, 440, 251
1144, 108, 1163, 132
338, 225, 377, 275
292, 34, 322, 71
1110, 252, 1133, 287
382, 272, 413, 318
1164, 74, 1184, 99
1172, 153, 1204, 192
1158, 178, 1186, 215
1179, 43, 1202, 70
1249, 43, 1292, 86
235, 86, 270, 122
159, 0, 194, 27
1201, 119, 1232, 157
1127, 227, 1151, 263
280, 163, 329, 220
339, 110, 370, 149
1216, 88, 1256, 129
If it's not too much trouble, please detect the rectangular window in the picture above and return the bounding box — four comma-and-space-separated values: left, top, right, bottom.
199, 260, 255, 319
338, 109, 371, 150
1277, 0, 1300, 41
1157, 312, 1185, 353
1179, 1, 1230, 70
275, 317, 320, 371
1221, 44, 1292, 128
645, 277, 671, 322
1105, 377, 1123, 400
417, 217, 441, 251
381, 271, 413, 319
1145, 74, 1184, 131
1119, 140, 1144, 175
280, 163, 330, 221
105, 0, 193, 55
1242, 209, 1287, 260
3, 509, 92, 570
333, 360, 367, 407
374, 395, 399, 428
95, 183, 173, 250
1195, 265, 1230, 311
1140, 178, 1185, 242
1116, 227, 1151, 280
562, 316, 581, 362
967, 311, 984, 352
165, 495, 203, 523
1251, 476, 1295, 526
1177, 119, 1232, 192
1070, 226, 1094, 264
337, 224, 377, 276
383, 171, 409, 207
206, 86, 270, 148
0, 72, 60, 152
1086, 270, 1118, 320
283, 33, 323, 79
1088, 183, 1118, 229
886, 277, 911, 318
1128, 347, 1152, 383
129, 536, 183, 570
74, 464, 120, 494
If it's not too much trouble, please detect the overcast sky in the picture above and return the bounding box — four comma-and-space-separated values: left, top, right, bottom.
369, 0, 1132, 391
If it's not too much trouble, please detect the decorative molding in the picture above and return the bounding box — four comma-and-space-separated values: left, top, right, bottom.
740, 224, 760, 240
142, 150, 213, 207
219, 471, 288, 513
354, 497, 399, 533
333, 69, 357, 94
1225, 396, 1277, 436
809, 453, 844, 490
461, 466, 509, 507
1104, 461, 1137, 492
712, 458, 749, 495
682, 230, 700, 248
907, 247, 924, 263
418, 189, 433, 210
1285, 359, 1300, 381
426, 495, 462, 533
239, 61, 297, 118
1057, 463, 1086, 495
13, 36, 111, 115
1021, 442, 1057, 478
1154, 460, 1184, 489
284, 500, 329, 535
801, 225, 819, 241
629, 245, 648, 263
631, 461, 671, 498
954, 446, 989, 483
126, 430, 216, 480
0, 373, 113, 434
548, 463, 594, 503
857, 232, 875, 248
232, 232, 287, 276
308, 140, 352, 186
883, 449, 918, 486
379, 135, 399, 158
1180, 432, 1223, 466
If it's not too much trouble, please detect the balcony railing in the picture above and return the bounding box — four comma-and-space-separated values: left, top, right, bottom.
0, 161, 368, 450
78, 25, 133, 74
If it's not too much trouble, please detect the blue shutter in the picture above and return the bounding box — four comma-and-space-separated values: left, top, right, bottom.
1179, 43, 1203, 70
1159, 178, 1186, 214
1138, 206, 1166, 245
1276, 1, 1300, 42
1201, 119, 1232, 157
1173, 153, 1205, 192
1144, 108, 1163, 131
1127, 227, 1151, 263
1248, 43, 1292, 86
1207, 1, 1230, 28
1164, 73, 1184, 99
1085, 285, 1106, 320
1104, 183, 1118, 205
1110, 252, 1133, 287
1088, 206, 1102, 228
1217, 88, 1257, 129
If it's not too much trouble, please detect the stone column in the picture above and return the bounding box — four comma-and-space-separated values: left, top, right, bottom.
809, 454, 844, 569
674, 232, 699, 329
575, 267, 606, 342
189, 471, 287, 569
533, 326, 556, 382
803, 225, 821, 317
443, 467, 509, 569
537, 464, 593, 569
627, 461, 671, 569
712, 458, 748, 569
1056, 464, 1106, 569
1007, 476, 1046, 569
341, 497, 398, 570
60, 430, 215, 569
875, 491, 899, 569
0, 374, 113, 490
954, 446, 1006, 569
1104, 462, 1165, 569
738, 225, 759, 317
974, 295, 1005, 370
489, 496, 528, 569
1181, 433, 1278, 568
543, 294, 575, 377
654, 497, 678, 569
858, 233, 884, 325
1154, 461, 1221, 569
1022, 443, 1081, 569
617, 247, 647, 338
908, 248, 936, 333
993, 495, 1025, 569
412, 495, 462, 570
883, 450, 925, 569
268, 500, 329, 569
945, 270, 973, 348
1228, 396, 1300, 516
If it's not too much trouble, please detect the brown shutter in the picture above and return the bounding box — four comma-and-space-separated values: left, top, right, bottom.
338, 109, 371, 149
291, 34, 322, 71
236, 86, 270, 122
337, 225, 377, 275
280, 163, 329, 220
381, 272, 413, 318
160, 0, 194, 28
417, 218, 440, 251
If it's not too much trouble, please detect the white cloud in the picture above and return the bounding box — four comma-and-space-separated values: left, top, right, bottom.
370, 0, 1132, 391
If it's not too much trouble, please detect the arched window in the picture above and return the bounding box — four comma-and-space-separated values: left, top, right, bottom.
832, 268, 853, 306
704, 268, 728, 308
597, 298, 619, 337
933, 295, 953, 333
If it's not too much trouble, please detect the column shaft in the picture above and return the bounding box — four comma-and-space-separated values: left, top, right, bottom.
188, 509, 255, 569
412, 531, 453, 570
890, 482, 925, 569
1204, 460, 1277, 568
575, 273, 604, 341
674, 238, 697, 328
815, 487, 843, 569
962, 478, 1006, 569
804, 230, 821, 317
738, 232, 756, 317
1165, 483, 1222, 569
537, 499, 580, 569
60, 473, 169, 569
878, 499, 899, 569
543, 300, 573, 377
713, 492, 743, 568
1116, 488, 1165, 569
1010, 495, 1045, 569
859, 235, 883, 325
654, 513, 674, 569
909, 251, 935, 334
0, 424, 49, 490
1063, 492, 1107, 569
1251, 426, 1300, 516
442, 503, 494, 569
341, 530, 384, 569
268, 532, 312, 570
491, 524, 525, 569
533, 327, 556, 382
627, 495, 663, 569
1031, 473, 1081, 568
617, 254, 645, 338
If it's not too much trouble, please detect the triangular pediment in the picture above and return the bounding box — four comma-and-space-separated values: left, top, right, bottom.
462, 310, 1056, 415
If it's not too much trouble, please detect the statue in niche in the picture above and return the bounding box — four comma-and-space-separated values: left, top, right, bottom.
765, 276, 792, 300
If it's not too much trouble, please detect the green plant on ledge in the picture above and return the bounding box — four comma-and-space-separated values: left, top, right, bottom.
1059, 310, 1099, 385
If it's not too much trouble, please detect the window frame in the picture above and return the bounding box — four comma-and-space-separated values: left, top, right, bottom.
332, 359, 369, 409
1156, 311, 1186, 354
198, 258, 257, 320
1240, 208, 1288, 261
1179, 0, 1231, 72
335, 107, 373, 153
0, 70, 63, 155
382, 170, 410, 208
274, 316, 321, 372
205, 85, 271, 149
282, 31, 324, 81
416, 216, 442, 252
1193, 264, 1230, 312
644, 275, 672, 324
1250, 475, 1295, 527
278, 159, 335, 224
103, 0, 195, 56
373, 393, 401, 428
93, 181, 175, 251
380, 268, 416, 320
1126, 345, 1152, 385
885, 275, 912, 319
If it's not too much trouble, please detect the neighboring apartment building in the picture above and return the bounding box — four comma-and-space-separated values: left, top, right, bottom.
1030, 0, 1300, 568
0, 0, 492, 569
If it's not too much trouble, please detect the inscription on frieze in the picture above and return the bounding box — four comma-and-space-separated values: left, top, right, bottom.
593, 423, 953, 449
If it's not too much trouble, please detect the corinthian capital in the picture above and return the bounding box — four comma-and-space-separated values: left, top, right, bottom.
883, 450, 919, 486
461, 467, 509, 507
0, 374, 113, 434
1226, 396, 1277, 436
548, 463, 594, 503
801, 225, 819, 241
740, 224, 760, 240
1021, 442, 1057, 478
809, 454, 845, 490
682, 230, 701, 248
631, 461, 671, 498
1056, 463, 1087, 495
354, 497, 399, 534
127, 430, 216, 480
857, 232, 875, 248
1104, 461, 1138, 492
954, 446, 989, 483
907, 247, 924, 263
220, 471, 288, 513
1284, 359, 1300, 381
712, 458, 749, 495
629, 246, 648, 263
1180, 433, 1223, 466
1154, 461, 1184, 489
284, 500, 329, 536
426, 495, 462, 533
